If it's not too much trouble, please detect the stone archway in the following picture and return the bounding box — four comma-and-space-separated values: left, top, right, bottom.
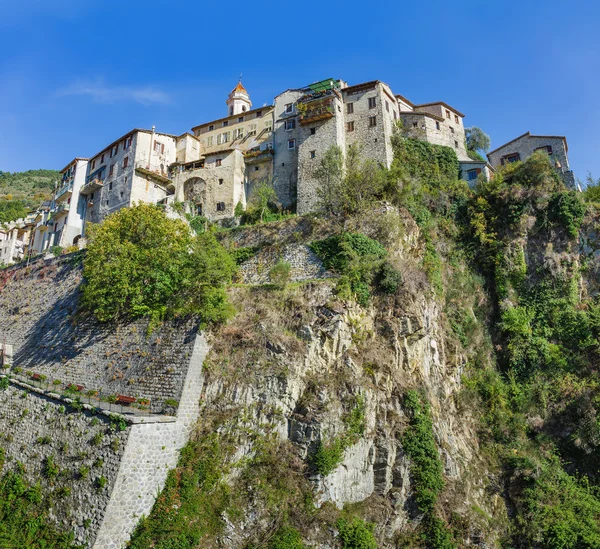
183, 177, 207, 215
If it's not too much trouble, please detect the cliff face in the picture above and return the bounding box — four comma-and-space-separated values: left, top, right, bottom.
2, 196, 599, 548
130, 210, 508, 548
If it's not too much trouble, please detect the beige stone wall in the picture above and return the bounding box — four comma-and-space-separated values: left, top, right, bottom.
175, 134, 203, 164
172, 150, 246, 220
193, 106, 274, 157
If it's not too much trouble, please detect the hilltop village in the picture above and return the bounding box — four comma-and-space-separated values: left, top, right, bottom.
0, 77, 575, 265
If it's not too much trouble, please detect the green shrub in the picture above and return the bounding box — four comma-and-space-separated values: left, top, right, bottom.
311, 232, 388, 305
0, 376, 8, 390
82, 204, 236, 324
312, 439, 344, 476
96, 476, 107, 491
269, 260, 292, 287
44, 455, 59, 479
268, 525, 306, 549
230, 246, 259, 265
49, 245, 63, 256
548, 191, 586, 237
376, 261, 402, 294
337, 517, 377, 549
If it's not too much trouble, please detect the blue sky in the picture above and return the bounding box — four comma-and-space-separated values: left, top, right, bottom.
1, 0, 598, 182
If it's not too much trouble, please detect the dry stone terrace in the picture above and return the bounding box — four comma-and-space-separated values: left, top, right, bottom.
0, 255, 199, 413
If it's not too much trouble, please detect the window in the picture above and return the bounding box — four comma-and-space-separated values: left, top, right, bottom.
255, 166, 259, 171
120, 191, 124, 198
346, 121, 355, 132
109, 164, 114, 176
216, 159, 222, 167
412, 121, 418, 128
288, 139, 296, 150
238, 117, 244, 123
454, 114, 459, 124
436, 121, 440, 130
535, 145, 553, 155
90, 193, 94, 200
285, 119, 296, 131
216, 202, 225, 211
109, 182, 113, 190
217, 134, 222, 145
123, 157, 129, 168
209, 125, 214, 131
235, 128, 244, 139
501, 153, 520, 165
219, 178, 224, 185
91, 160, 96, 170
207, 136, 213, 147
222, 131, 230, 143
467, 169, 478, 181
454, 140, 458, 148
369, 116, 377, 127
230, 107, 234, 116
450, 126, 455, 134
154, 141, 164, 153
264, 120, 272, 132
248, 123, 257, 135
393, 111, 397, 120
256, 110, 262, 117
310, 127, 316, 135
222, 120, 229, 127
242, 106, 246, 112
124, 136, 132, 149
385, 101, 390, 112
445, 109, 451, 119
310, 150, 316, 159
285, 103, 293, 114
368, 97, 376, 109
100, 154, 105, 163
110, 145, 118, 158
347, 102, 354, 114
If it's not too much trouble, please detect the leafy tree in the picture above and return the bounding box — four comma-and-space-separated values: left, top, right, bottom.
315, 144, 384, 215
249, 180, 278, 223
582, 172, 600, 203
82, 204, 236, 324
465, 127, 491, 154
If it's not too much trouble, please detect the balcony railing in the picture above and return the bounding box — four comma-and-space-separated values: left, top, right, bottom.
49, 203, 70, 220
135, 162, 171, 184
80, 178, 103, 196
55, 182, 73, 200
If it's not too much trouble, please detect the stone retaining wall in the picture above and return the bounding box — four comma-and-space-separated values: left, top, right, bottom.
0, 384, 129, 547
0, 256, 198, 412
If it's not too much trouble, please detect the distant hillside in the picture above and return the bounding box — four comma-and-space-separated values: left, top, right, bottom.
0, 169, 59, 223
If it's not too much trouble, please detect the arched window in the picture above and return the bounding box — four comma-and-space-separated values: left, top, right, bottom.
230, 106, 233, 116
242, 105, 247, 112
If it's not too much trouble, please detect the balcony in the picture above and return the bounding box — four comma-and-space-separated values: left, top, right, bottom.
135, 162, 171, 184
55, 182, 73, 201
244, 147, 274, 165
49, 203, 70, 221
80, 178, 104, 196
298, 97, 335, 125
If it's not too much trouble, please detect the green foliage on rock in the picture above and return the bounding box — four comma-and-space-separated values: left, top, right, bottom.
311, 232, 399, 305
129, 434, 231, 548
337, 517, 377, 549
268, 526, 306, 549
0, 169, 58, 223
402, 391, 455, 548
269, 259, 292, 287
0, 469, 80, 548
81, 204, 236, 324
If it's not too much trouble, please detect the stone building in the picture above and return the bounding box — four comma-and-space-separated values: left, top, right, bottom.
79, 128, 178, 228
170, 82, 275, 219
54, 78, 577, 226
487, 131, 575, 187
45, 158, 89, 248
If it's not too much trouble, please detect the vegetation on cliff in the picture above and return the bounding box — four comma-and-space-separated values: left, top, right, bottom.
81, 204, 236, 325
